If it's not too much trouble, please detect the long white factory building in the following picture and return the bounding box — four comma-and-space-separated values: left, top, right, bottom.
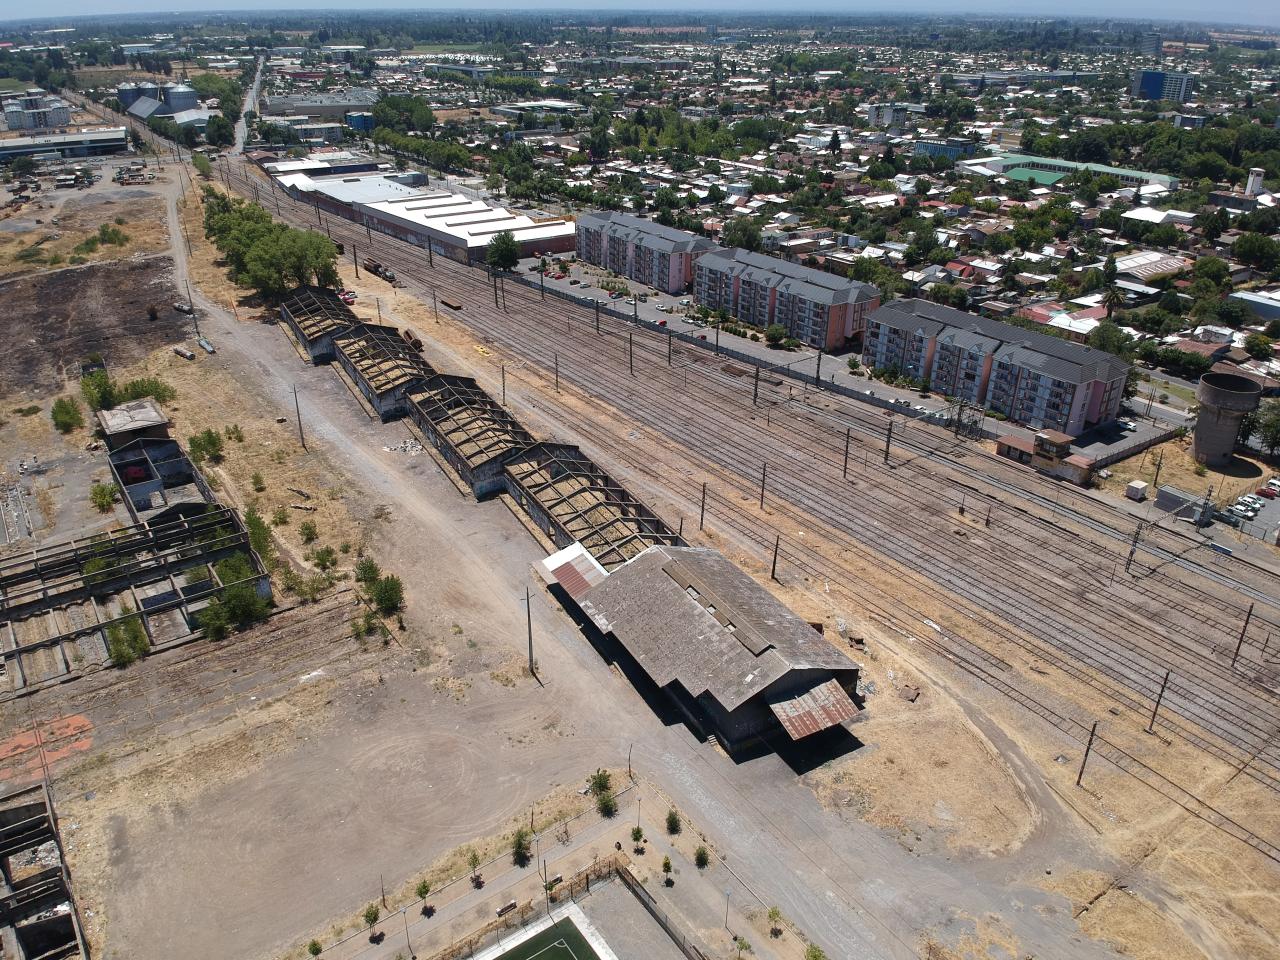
269, 166, 575, 261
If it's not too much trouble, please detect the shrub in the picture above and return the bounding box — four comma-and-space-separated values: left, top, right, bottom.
362, 904, 380, 927
51, 396, 83, 433
694, 846, 709, 868
596, 790, 617, 818
271, 506, 290, 526
666, 808, 681, 835
415, 880, 430, 900
662, 855, 672, 879
188, 428, 225, 465
765, 323, 787, 345
589, 768, 612, 795
369, 574, 404, 615
243, 506, 273, 564
225, 423, 244, 442
354, 557, 380, 583
511, 827, 532, 867
201, 552, 269, 638
631, 826, 644, 843
307, 941, 322, 957
80, 370, 114, 411
299, 519, 318, 544
90, 482, 118, 513
251, 471, 266, 492
804, 946, 828, 960
106, 605, 149, 667
312, 546, 337, 570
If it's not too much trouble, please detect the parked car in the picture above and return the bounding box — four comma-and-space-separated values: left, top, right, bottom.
1268, 477, 1280, 491
1231, 503, 1259, 520
569, 278, 580, 285
657, 319, 667, 327
1214, 510, 1243, 528
679, 299, 692, 306
1239, 494, 1265, 509
172, 301, 193, 314
1259, 487, 1279, 499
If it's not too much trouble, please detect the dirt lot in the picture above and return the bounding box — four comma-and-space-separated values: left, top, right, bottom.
1100, 434, 1272, 508
0, 257, 188, 399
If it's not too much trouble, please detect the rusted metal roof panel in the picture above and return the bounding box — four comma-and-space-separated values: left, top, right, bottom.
768, 678, 859, 740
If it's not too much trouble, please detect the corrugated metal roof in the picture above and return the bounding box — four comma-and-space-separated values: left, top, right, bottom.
768, 678, 860, 740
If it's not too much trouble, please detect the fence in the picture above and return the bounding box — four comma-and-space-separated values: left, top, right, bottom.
614, 863, 712, 960
1089, 425, 1182, 469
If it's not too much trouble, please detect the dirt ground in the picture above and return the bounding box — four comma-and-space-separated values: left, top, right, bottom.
1100, 434, 1272, 508
0, 187, 171, 277
0, 257, 188, 398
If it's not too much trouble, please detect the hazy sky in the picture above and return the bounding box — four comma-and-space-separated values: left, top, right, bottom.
7, 1, 1280, 28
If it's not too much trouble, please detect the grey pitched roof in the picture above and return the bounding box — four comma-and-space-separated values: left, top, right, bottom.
696, 247, 880, 307
126, 96, 163, 120
578, 545, 857, 712
870, 299, 1130, 385
577, 211, 715, 256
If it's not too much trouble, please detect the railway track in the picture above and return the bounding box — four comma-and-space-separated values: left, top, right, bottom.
217, 162, 1280, 797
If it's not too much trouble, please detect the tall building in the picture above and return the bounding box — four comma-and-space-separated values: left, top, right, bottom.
694, 248, 881, 351
575, 212, 716, 295
1132, 70, 1194, 103
1139, 32, 1163, 57
862, 299, 1129, 436
2, 89, 71, 131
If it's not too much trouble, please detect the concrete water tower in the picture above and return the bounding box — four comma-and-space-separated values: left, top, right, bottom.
1193, 372, 1262, 466
1246, 167, 1265, 198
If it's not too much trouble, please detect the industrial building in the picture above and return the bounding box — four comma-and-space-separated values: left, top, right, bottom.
0, 127, 128, 163
575, 212, 716, 295
260, 88, 379, 120
544, 544, 862, 752
273, 170, 576, 261
117, 81, 213, 130
332, 323, 436, 420
864, 102, 926, 128
693, 247, 882, 351
0, 783, 88, 960
1132, 69, 1195, 103
279, 285, 359, 362
2, 88, 71, 131
862, 299, 1130, 436
958, 152, 1179, 190
912, 136, 978, 161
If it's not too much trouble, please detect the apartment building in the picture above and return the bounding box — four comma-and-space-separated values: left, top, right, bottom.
862, 299, 1129, 436
694, 248, 881, 351
1132, 70, 1195, 103
2, 89, 71, 131
575, 212, 715, 295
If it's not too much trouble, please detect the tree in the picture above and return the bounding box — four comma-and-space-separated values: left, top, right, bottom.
415, 879, 430, 900
188, 428, 225, 465
804, 946, 829, 960
596, 790, 617, 818
369, 575, 404, 615
362, 904, 380, 928
485, 230, 519, 271
828, 130, 841, 156
354, 557, 381, 584
768, 907, 783, 937
51, 396, 83, 433
1234, 232, 1280, 272
662, 855, 673, 885
721, 217, 762, 252
1103, 255, 1117, 287
694, 845, 710, 868
1102, 286, 1126, 320
765, 323, 787, 346
1257, 398, 1280, 455
205, 115, 235, 147
307, 941, 322, 956
1244, 333, 1275, 360
511, 827, 532, 867
735, 935, 752, 958
191, 152, 213, 179
589, 768, 612, 795
10, 155, 35, 177
467, 848, 481, 880
666, 808, 681, 835
1192, 256, 1229, 287
90, 483, 118, 513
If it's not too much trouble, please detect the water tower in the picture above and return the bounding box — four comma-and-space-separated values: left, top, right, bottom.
1193, 372, 1262, 467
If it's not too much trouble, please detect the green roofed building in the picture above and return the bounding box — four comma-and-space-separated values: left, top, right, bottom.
960, 152, 1179, 191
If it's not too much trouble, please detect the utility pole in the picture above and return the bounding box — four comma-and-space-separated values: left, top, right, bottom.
668, 329, 673, 366
1124, 522, 1142, 573
293, 386, 306, 451
540, 269, 545, 300
883, 419, 893, 464
759, 462, 767, 510
842, 428, 851, 478
1146, 670, 1171, 734
1076, 721, 1098, 788
1233, 604, 1254, 668
771, 535, 780, 581
814, 349, 823, 387
715, 322, 720, 356
752, 365, 760, 405
628, 333, 635, 377
526, 586, 534, 676
501, 365, 506, 406
699, 482, 707, 531
352, 243, 359, 278
594, 298, 601, 334
427, 239, 433, 268
1152, 450, 1164, 490
554, 353, 560, 393
492, 272, 500, 308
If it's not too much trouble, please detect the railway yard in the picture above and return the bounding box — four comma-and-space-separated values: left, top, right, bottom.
2, 135, 1279, 960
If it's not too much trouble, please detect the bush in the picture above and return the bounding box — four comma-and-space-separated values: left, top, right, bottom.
106, 605, 149, 667
415, 880, 430, 900
243, 506, 274, 564
511, 827, 532, 867
251, 471, 266, 492
312, 546, 337, 570
694, 846, 709, 869
589, 768, 612, 795
369, 574, 404, 615
362, 904, 380, 927
596, 790, 617, 818
188, 428, 225, 465
666, 808, 681, 835
271, 506, 290, 526
51, 396, 83, 433
765, 323, 787, 345
300, 520, 318, 544
354, 557, 381, 583
90, 482, 118, 513
225, 423, 244, 442
200, 552, 269, 639
631, 826, 644, 843
804, 946, 828, 960
307, 941, 322, 957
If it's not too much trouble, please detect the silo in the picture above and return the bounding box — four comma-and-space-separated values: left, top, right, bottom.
1193, 372, 1262, 467
165, 83, 198, 114
1246, 168, 1265, 199
116, 82, 141, 109
137, 81, 161, 102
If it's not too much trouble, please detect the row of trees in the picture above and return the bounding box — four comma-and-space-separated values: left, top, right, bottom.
201, 188, 339, 300
371, 127, 471, 172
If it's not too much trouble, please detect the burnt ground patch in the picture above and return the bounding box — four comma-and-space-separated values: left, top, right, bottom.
0, 256, 189, 398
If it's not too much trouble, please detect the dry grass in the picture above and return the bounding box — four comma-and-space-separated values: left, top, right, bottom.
0, 195, 169, 277
1100, 435, 1272, 508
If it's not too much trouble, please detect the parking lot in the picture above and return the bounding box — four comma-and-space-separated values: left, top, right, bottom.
1218, 476, 1280, 542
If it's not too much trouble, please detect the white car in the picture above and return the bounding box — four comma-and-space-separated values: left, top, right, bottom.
1230, 504, 1258, 520
1239, 494, 1265, 509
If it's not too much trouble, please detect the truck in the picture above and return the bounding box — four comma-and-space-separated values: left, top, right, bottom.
360, 257, 396, 283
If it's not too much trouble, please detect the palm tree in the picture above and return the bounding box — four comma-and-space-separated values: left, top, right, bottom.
1103, 285, 1125, 320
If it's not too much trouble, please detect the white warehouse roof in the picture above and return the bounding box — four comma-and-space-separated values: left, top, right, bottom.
358, 192, 575, 251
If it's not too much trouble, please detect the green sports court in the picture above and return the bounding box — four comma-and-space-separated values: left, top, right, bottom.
491, 918, 604, 960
